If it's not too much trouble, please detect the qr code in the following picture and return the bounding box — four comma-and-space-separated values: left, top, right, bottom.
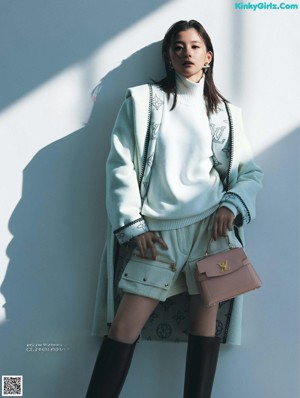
2, 376, 23, 396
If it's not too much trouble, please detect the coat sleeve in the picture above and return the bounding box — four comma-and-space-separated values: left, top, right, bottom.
106, 96, 149, 244
220, 106, 263, 227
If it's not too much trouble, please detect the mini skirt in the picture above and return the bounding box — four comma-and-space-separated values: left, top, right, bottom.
119, 212, 242, 301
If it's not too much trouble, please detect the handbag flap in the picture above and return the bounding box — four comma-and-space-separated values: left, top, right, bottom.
197, 248, 250, 278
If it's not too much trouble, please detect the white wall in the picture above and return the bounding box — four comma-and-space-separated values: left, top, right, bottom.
1, 1, 299, 397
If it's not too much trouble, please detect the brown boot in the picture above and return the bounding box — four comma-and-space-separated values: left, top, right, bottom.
183, 335, 221, 398
86, 336, 136, 398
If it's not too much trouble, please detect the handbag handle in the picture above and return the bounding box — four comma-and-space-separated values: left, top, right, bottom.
205, 234, 235, 256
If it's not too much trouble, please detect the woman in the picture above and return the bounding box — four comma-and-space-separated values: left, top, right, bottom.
87, 20, 263, 397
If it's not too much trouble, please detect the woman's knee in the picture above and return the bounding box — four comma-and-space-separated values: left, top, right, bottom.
189, 295, 219, 336
108, 293, 159, 344
108, 318, 140, 344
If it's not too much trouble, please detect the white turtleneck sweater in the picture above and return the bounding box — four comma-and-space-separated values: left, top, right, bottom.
142, 74, 226, 230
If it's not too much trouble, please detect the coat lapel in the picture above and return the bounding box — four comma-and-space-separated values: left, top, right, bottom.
139, 85, 164, 201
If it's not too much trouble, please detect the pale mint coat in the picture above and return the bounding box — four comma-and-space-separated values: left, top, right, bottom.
92, 84, 263, 345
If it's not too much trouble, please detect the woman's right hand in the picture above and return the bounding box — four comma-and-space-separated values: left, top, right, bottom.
133, 232, 168, 260
212, 206, 235, 241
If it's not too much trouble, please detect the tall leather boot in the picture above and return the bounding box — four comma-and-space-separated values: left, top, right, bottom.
183, 335, 221, 398
86, 336, 136, 398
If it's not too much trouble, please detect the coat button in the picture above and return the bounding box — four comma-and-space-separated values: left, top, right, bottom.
165, 283, 169, 287
124, 273, 128, 277
143, 277, 147, 282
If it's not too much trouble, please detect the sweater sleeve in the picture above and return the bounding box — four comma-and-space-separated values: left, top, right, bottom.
220, 107, 263, 227
106, 96, 149, 244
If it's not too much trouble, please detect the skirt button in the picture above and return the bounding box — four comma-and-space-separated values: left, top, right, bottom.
170, 263, 177, 272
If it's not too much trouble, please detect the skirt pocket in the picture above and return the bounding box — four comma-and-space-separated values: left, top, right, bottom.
119, 256, 177, 301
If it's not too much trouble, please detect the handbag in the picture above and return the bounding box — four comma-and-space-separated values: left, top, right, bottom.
196, 235, 262, 307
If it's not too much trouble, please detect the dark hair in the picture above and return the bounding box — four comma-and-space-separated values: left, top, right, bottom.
155, 20, 228, 114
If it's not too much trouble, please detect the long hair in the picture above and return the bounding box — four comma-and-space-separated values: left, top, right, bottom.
155, 20, 228, 114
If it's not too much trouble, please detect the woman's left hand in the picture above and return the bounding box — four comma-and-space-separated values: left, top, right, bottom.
212, 207, 235, 241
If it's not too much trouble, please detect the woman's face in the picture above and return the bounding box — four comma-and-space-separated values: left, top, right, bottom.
168, 28, 212, 83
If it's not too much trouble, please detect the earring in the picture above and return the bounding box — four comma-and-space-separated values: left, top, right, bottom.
202, 63, 210, 74
168, 63, 174, 70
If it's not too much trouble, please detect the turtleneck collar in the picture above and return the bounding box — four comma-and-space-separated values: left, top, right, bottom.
175, 73, 205, 105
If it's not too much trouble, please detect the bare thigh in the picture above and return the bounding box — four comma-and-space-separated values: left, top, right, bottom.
108, 293, 159, 344
189, 294, 219, 337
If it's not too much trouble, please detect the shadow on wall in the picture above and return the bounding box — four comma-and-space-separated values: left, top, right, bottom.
0, 0, 169, 111
249, 125, 300, 286
217, 125, 300, 398
0, 42, 164, 397
1, 30, 299, 395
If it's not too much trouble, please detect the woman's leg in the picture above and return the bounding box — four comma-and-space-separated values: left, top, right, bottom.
184, 295, 221, 398
109, 293, 160, 343
189, 294, 219, 337
86, 293, 159, 398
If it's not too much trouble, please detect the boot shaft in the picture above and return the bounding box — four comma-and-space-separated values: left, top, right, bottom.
184, 335, 221, 398
86, 336, 136, 398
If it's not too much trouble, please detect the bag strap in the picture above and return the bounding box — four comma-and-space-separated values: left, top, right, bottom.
205, 234, 235, 256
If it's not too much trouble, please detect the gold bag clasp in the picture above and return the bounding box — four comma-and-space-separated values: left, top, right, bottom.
217, 260, 230, 272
